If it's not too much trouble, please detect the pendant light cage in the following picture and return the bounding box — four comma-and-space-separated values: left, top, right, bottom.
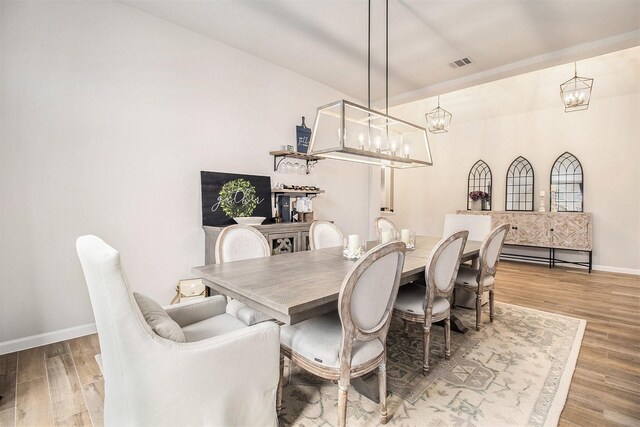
309, 100, 432, 169
425, 97, 452, 133
560, 63, 593, 113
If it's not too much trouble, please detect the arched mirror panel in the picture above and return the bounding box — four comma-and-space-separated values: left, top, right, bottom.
505, 156, 534, 211
550, 152, 583, 212
467, 160, 492, 210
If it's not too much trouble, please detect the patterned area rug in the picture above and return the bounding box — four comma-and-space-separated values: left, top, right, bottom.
280, 302, 585, 427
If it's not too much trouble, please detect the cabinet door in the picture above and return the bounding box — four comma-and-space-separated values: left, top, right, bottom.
267, 232, 298, 255
549, 213, 591, 250
489, 213, 516, 244
298, 231, 310, 252
512, 214, 551, 246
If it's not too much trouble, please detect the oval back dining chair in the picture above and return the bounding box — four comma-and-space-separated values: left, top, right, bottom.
374, 216, 398, 241
309, 220, 344, 250
278, 241, 406, 426
215, 224, 273, 325
455, 223, 510, 330
393, 230, 468, 375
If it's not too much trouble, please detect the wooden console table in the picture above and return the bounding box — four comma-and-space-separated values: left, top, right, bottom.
458, 211, 593, 272
204, 222, 313, 264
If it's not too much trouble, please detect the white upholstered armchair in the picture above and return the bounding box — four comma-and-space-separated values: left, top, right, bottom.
76, 235, 280, 427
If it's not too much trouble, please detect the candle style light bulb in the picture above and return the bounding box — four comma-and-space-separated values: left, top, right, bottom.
374, 136, 382, 153
404, 144, 410, 158
358, 133, 365, 149
390, 140, 397, 155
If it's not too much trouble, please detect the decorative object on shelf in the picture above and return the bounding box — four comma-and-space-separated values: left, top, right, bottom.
550, 152, 583, 212
343, 234, 365, 260
560, 62, 593, 112
232, 216, 266, 226
425, 95, 452, 134
271, 150, 321, 175
217, 178, 265, 226
307, 1, 432, 169
467, 160, 492, 211
201, 172, 271, 226
296, 116, 312, 153
539, 190, 546, 212
400, 229, 416, 250
505, 156, 535, 211
469, 191, 489, 211
550, 185, 558, 212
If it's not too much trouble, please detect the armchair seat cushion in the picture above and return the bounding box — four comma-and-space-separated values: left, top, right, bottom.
181, 313, 247, 342
281, 311, 384, 369
455, 266, 495, 289
394, 284, 450, 316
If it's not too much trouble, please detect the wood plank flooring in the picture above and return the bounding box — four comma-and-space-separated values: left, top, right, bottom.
0, 262, 637, 426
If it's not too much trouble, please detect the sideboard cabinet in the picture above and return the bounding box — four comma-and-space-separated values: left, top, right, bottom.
457, 211, 593, 271
204, 222, 312, 264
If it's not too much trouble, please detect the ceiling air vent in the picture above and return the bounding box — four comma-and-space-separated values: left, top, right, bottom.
449, 57, 473, 68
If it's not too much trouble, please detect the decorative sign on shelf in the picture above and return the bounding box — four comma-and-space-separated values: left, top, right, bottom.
201, 171, 271, 226
296, 116, 311, 153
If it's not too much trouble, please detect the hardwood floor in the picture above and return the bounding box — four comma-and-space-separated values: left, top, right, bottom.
0, 261, 637, 426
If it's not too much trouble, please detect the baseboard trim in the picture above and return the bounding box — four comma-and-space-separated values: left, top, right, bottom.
0, 323, 97, 355
501, 258, 639, 276
592, 264, 640, 276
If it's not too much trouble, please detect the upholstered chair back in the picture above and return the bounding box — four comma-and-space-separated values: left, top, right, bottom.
480, 224, 510, 275
338, 241, 405, 352
215, 225, 271, 263
309, 221, 344, 250
443, 214, 491, 242
76, 235, 157, 426
426, 230, 469, 302
374, 216, 398, 240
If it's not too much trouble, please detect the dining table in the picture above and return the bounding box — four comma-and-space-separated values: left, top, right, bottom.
192, 235, 481, 326
192, 234, 481, 403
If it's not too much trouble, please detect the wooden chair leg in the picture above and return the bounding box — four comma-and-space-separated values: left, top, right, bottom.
422, 324, 431, 375
276, 353, 284, 414
403, 319, 410, 335
489, 289, 495, 322
338, 379, 350, 427
475, 292, 482, 331
444, 315, 451, 359
378, 360, 389, 424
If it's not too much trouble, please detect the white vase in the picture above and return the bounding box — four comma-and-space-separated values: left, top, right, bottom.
470, 200, 481, 211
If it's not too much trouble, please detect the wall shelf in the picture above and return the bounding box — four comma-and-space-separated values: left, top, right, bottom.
270, 150, 323, 175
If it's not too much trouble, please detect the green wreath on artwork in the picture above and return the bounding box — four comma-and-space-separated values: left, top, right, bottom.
218, 179, 259, 218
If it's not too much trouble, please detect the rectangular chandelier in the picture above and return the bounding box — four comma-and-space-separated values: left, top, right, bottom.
308, 100, 433, 169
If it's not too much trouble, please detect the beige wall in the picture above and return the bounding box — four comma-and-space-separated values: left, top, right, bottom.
387, 47, 640, 273
0, 1, 371, 347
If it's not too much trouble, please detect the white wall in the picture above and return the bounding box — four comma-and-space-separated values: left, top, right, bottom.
0, 1, 371, 347
387, 48, 640, 273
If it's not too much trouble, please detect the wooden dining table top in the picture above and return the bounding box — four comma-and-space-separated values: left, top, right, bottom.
192, 235, 481, 325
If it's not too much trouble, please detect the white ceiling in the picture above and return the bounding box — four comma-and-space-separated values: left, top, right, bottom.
118, 0, 640, 107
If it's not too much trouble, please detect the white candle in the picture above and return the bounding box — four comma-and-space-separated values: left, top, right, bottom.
540, 190, 545, 197
348, 235, 359, 253
401, 229, 411, 244
380, 230, 392, 243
